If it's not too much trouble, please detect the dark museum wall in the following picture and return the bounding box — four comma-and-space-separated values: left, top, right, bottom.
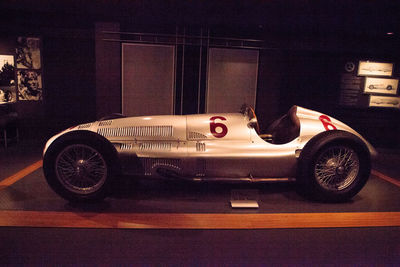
0, 8, 97, 137
43, 28, 96, 132
0, 0, 399, 148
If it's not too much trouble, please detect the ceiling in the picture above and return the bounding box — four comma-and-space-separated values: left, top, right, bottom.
1, 0, 399, 41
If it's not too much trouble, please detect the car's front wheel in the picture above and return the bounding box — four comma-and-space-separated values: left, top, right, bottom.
297, 131, 371, 202
44, 135, 117, 202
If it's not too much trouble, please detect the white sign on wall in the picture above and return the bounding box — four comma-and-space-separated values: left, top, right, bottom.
369, 95, 400, 109
358, 61, 393, 77
364, 77, 398, 95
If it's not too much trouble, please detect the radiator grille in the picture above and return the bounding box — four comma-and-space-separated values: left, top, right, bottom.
97, 125, 173, 137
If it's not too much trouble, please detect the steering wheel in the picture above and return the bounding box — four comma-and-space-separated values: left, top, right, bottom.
246, 106, 260, 134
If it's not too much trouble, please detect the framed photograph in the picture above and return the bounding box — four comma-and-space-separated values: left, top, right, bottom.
364, 77, 398, 95
17, 70, 42, 101
369, 95, 400, 109
0, 55, 14, 67
0, 55, 16, 104
358, 61, 393, 77
16, 37, 41, 69
0, 86, 16, 104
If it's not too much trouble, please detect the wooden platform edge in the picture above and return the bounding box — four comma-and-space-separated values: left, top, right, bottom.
0, 211, 399, 229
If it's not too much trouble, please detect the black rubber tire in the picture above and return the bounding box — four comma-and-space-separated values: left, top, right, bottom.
43, 131, 118, 202
297, 130, 371, 202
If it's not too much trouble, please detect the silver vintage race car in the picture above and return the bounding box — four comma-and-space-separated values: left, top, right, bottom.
43, 105, 377, 202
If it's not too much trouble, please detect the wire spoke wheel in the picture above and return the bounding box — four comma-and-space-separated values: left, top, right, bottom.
55, 144, 108, 195
314, 145, 360, 192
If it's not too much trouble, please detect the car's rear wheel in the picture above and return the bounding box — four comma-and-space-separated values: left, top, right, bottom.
297, 131, 371, 202
314, 145, 360, 191
44, 134, 117, 202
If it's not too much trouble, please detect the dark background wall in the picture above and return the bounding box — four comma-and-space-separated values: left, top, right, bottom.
1, 0, 399, 148
43, 28, 96, 132
0, 12, 96, 137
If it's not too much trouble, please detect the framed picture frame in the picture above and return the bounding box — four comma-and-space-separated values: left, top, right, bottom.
364, 77, 399, 95
0, 55, 14, 67
16, 37, 41, 70
17, 70, 42, 101
0, 54, 16, 104
358, 61, 394, 77
15, 36, 43, 102
369, 95, 400, 109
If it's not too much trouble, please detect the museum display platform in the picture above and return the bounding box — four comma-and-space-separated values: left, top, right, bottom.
0, 139, 399, 264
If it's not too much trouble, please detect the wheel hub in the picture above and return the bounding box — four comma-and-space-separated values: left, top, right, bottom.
314, 146, 360, 191
336, 166, 345, 175
75, 160, 86, 174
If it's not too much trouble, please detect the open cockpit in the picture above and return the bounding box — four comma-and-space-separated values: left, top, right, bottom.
242, 105, 301, 144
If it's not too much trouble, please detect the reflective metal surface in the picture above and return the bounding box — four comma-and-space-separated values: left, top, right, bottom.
44, 105, 375, 181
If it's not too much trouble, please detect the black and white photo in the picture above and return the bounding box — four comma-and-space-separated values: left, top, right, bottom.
17, 70, 42, 100
16, 37, 41, 69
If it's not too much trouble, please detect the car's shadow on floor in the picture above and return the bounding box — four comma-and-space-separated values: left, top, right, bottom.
64, 176, 305, 212
110, 175, 298, 200
65, 175, 360, 213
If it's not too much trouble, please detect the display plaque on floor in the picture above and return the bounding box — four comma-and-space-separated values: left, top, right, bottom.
230, 189, 259, 209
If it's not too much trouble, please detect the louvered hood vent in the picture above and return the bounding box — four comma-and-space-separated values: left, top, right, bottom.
196, 142, 206, 151
119, 142, 172, 151
97, 125, 173, 137
78, 123, 92, 129
188, 131, 207, 140
139, 142, 172, 151
120, 143, 133, 150
99, 120, 113, 126
141, 158, 181, 176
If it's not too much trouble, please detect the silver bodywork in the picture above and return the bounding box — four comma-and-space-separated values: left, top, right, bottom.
44, 106, 376, 182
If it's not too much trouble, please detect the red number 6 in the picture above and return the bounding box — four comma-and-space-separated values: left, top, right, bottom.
319, 115, 337, 131
210, 116, 228, 138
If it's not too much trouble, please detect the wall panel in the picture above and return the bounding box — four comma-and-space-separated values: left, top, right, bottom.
122, 44, 175, 116
207, 48, 259, 113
